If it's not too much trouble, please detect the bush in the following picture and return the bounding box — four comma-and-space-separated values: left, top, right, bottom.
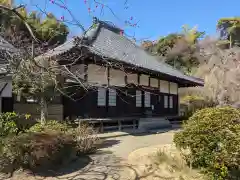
0, 132, 76, 174
0, 112, 36, 137
29, 120, 101, 154
174, 106, 240, 179
72, 122, 101, 155
29, 120, 70, 133
0, 120, 101, 174
180, 95, 216, 118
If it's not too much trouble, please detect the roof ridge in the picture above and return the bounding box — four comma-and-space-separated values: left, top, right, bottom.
93, 17, 123, 34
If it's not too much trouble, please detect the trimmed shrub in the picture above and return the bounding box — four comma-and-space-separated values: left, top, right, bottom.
174, 107, 240, 179
0, 112, 35, 137
0, 132, 76, 174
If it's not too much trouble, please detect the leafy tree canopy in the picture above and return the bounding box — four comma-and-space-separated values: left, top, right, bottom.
0, 0, 69, 51
141, 25, 205, 74
217, 17, 240, 47
0, 0, 68, 122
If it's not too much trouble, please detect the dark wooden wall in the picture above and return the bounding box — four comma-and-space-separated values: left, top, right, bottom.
62, 60, 179, 120
2, 97, 13, 113
63, 86, 179, 120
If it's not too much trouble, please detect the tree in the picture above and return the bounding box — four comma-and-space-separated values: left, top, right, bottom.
181, 24, 205, 44
0, 1, 69, 54
155, 34, 183, 56
0, 1, 69, 123
217, 17, 240, 48
195, 38, 240, 107
142, 25, 204, 74
0, 0, 143, 124
13, 56, 61, 124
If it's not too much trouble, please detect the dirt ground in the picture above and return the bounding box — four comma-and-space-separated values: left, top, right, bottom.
4, 129, 180, 180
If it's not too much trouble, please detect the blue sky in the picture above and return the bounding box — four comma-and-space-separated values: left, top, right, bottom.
15, 0, 240, 42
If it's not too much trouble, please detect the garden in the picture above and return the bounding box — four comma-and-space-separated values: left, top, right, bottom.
0, 112, 101, 178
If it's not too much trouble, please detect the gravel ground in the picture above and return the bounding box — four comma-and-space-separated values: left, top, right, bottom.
5, 129, 178, 180
99, 129, 177, 159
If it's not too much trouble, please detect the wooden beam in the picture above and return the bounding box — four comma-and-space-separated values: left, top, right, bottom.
107, 66, 110, 87
137, 73, 140, 85
84, 61, 88, 82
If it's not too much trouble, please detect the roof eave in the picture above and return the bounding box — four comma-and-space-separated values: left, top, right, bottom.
178, 79, 204, 87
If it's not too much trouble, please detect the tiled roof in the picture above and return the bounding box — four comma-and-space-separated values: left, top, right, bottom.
39, 19, 204, 86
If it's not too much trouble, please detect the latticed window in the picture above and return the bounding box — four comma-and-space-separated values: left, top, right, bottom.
97, 87, 106, 106
144, 91, 151, 107
164, 95, 168, 108
108, 88, 116, 106
169, 96, 173, 109
136, 90, 142, 107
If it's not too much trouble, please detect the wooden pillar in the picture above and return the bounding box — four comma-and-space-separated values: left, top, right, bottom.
133, 119, 137, 129
84, 62, 88, 82
137, 73, 140, 85
0, 97, 2, 113
107, 66, 110, 87
100, 120, 104, 133
118, 120, 122, 131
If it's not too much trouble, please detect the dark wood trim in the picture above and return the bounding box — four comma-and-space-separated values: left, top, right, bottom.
168, 82, 170, 108
168, 81, 170, 94
124, 74, 127, 85
107, 66, 110, 87
57, 48, 202, 87
89, 53, 202, 87
106, 88, 109, 114
137, 73, 140, 85
141, 90, 144, 113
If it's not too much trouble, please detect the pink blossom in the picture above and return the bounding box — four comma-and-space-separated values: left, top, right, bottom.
59, 5, 67, 9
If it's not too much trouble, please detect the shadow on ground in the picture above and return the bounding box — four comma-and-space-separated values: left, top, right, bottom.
99, 139, 121, 148
2, 129, 179, 180
100, 127, 180, 139
3, 149, 182, 180
32, 155, 92, 178
37, 150, 123, 180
